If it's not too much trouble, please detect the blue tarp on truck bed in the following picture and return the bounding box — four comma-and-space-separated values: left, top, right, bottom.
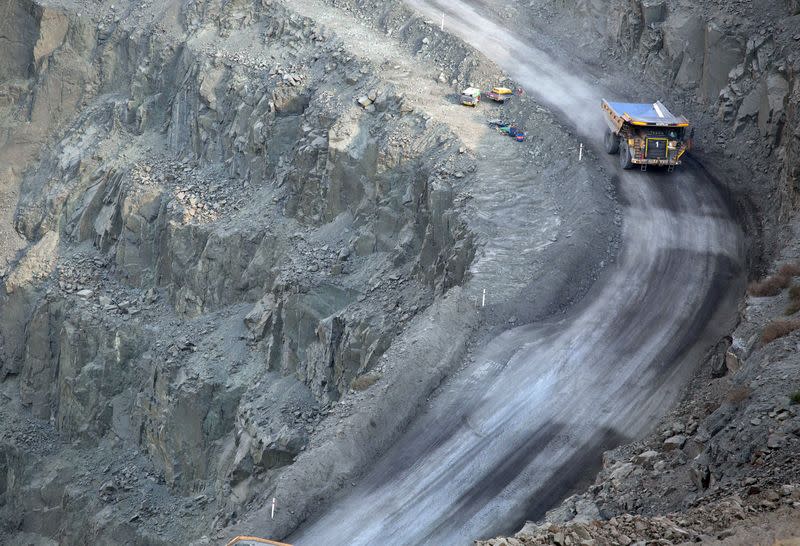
606, 100, 688, 126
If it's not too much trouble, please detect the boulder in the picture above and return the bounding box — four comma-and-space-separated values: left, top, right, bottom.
663, 13, 705, 88
709, 336, 732, 377
725, 350, 742, 374
610, 461, 635, 481
766, 433, 786, 449
633, 450, 659, 466
701, 401, 736, 438
231, 377, 317, 488
198, 67, 225, 110
701, 24, 744, 103
663, 434, 687, 450
689, 457, 711, 489
244, 293, 276, 342
735, 86, 762, 132
758, 72, 789, 142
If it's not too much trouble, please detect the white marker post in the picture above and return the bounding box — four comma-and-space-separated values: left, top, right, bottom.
481, 289, 486, 307
579, 143, 584, 161
441, 13, 445, 31
271, 497, 276, 519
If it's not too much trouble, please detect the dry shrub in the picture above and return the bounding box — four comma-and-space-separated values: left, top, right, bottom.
792, 391, 800, 405
785, 300, 800, 316
761, 319, 800, 344
778, 262, 800, 277
747, 263, 800, 297
350, 372, 381, 391
748, 273, 791, 296
727, 385, 752, 404
783, 284, 800, 315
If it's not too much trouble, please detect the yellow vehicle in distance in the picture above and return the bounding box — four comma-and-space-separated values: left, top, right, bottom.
486, 85, 514, 103
460, 87, 481, 107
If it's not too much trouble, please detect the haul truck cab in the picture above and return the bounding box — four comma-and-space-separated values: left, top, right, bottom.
601, 99, 691, 171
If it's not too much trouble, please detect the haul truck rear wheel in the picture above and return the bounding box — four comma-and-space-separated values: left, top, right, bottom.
604, 129, 619, 154
620, 142, 634, 170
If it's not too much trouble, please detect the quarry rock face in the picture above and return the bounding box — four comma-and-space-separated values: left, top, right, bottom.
0, 0, 619, 541
6, 0, 794, 543
0, 0, 491, 541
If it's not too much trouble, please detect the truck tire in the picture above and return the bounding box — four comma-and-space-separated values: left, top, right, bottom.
620, 142, 634, 170
604, 130, 619, 154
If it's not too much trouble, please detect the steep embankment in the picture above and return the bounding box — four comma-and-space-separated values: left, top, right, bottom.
0, 0, 616, 543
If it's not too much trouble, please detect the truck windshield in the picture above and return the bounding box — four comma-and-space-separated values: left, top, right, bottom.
641, 127, 684, 140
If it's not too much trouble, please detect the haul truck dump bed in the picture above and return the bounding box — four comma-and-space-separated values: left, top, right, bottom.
601, 99, 691, 171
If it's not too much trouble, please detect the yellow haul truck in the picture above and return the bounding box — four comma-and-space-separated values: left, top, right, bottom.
460, 87, 481, 107
601, 99, 691, 171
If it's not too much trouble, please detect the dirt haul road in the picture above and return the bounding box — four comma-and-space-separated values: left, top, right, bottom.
292, 1, 744, 544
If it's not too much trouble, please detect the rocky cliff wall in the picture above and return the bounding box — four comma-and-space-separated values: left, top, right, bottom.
0, 0, 486, 541
0, 0, 38, 82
